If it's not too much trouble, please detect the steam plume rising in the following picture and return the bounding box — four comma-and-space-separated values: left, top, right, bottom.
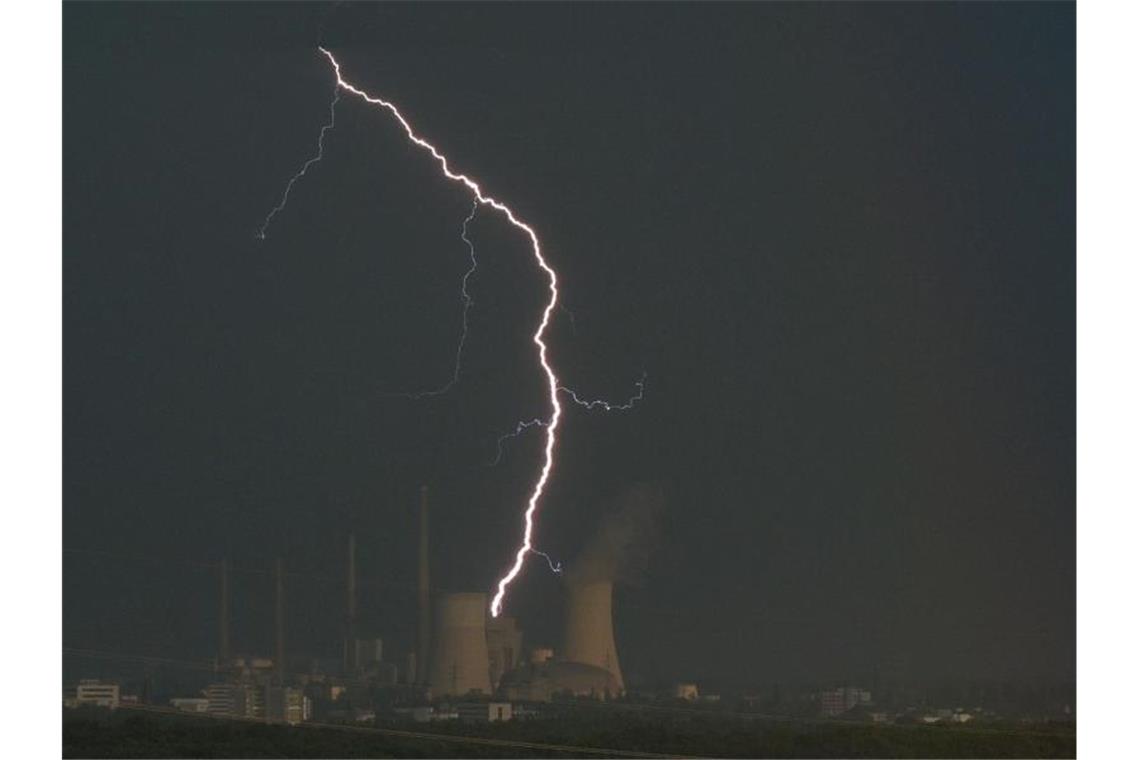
565, 482, 665, 588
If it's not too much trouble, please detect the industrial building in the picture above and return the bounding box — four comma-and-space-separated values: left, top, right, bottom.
486, 614, 522, 689
456, 701, 513, 722
75, 680, 120, 709
819, 687, 873, 716
182, 484, 630, 720
170, 698, 209, 714
499, 660, 621, 702
427, 592, 492, 697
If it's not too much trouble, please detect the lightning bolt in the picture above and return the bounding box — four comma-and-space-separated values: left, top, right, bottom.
399, 199, 480, 399
532, 549, 564, 575
488, 417, 547, 467
560, 372, 648, 412
257, 89, 341, 240
489, 375, 647, 466
307, 47, 561, 618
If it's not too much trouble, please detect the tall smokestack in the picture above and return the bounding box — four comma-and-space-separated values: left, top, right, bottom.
275, 557, 285, 682
345, 533, 357, 673
416, 485, 430, 685
427, 592, 492, 696
563, 580, 624, 693
219, 558, 230, 666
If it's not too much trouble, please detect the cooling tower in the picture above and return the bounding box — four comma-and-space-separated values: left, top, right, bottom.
486, 615, 522, 689
562, 580, 624, 693
427, 592, 492, 697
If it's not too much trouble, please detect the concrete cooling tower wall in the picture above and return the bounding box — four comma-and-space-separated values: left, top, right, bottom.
562, 580, 623, 692
427, 592, 491, 697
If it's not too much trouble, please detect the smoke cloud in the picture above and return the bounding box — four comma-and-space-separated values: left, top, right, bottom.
565, 482, 665, 587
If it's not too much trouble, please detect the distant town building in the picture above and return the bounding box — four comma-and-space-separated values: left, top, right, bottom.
170, 698, 209, 714
529, 647, 554, 664
265, 685, 308, 724
354, 638, 383, 668
206, 683, 264, 719
206, 683, 238, 717
456, 702, 512, 722
820, 687, 872, 717
674, 683, 699, 700
75, 680, 120, 710
499, 661, 620, 702
394, 706, 436, 723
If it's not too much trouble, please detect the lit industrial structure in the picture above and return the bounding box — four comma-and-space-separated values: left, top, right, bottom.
427, 592, 492, 697
146, 484, 636, 721
561, 579, 624, 692
75, 680, 120, 710
499, 660, 621, 701
486, 614, 522, 689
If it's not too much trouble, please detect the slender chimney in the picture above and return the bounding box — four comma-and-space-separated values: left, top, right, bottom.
345, 533, 357, 673
275, 557, 285, 682
219, 558, 230, 666
416, 485, 430, 685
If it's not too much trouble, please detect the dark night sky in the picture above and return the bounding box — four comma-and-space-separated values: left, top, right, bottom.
64, 2, 1074, 688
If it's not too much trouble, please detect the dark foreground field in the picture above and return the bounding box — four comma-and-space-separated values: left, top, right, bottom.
63, 706, 1076, 759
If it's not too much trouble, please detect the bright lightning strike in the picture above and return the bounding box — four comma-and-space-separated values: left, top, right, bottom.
310, 47, 562, 618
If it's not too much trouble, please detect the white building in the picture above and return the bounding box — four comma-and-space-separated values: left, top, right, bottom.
170, 698, 209, 714
456, 702, 512, 722
265, 686, 308, 725
820, 687, 871, 716
76, 680, 120, 710
674, 683, 699, 700
205, 683, 264, 719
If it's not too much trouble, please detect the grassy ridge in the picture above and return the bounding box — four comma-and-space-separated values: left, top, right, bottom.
63, 708, 1076, 758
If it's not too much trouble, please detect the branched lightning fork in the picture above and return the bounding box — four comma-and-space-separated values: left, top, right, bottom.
258, 89, 341, 240
490, 373, 646, 469
311, 47, 561, 617
560, 372, 647, 412
399, 199, 480, 399
488, 417, 548, 467
531, 548, 563, 575
264, 49, 645, 617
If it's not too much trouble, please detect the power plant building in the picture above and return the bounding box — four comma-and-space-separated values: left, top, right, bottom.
486, 615, 522, 689
562, 580, 624, 692
427, 592, 492, 697
75, 680, 120, 710
499, 661, 621, 701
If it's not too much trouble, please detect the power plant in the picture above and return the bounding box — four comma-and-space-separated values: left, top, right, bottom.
207, 485, 638, 707
562, 579, 624, 692
426, 592, 493, 696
